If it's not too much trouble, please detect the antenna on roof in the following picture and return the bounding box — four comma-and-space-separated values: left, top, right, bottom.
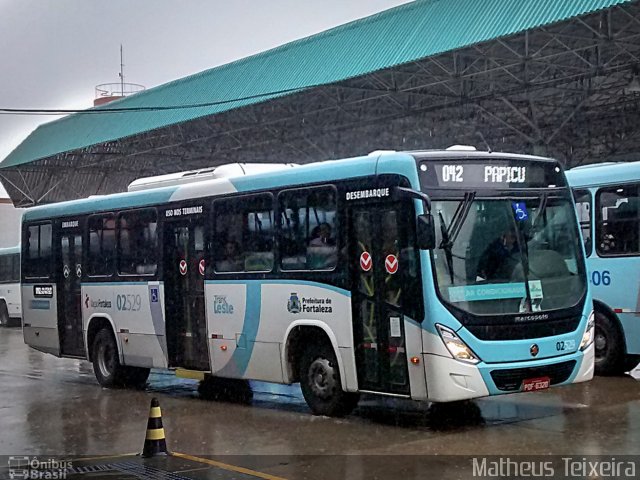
94, 46, 145, 106
119, 44, 125, 97
476, 131, 492, 153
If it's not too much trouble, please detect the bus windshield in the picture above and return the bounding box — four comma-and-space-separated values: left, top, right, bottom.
432, 195, 586, 316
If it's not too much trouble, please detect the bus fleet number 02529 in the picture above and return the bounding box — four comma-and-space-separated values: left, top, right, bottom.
116, 294, 142, 312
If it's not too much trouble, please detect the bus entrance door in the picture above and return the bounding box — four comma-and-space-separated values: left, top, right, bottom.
59, 231, 85, 356
349, 205, 411, 395
163, 220, 210, 371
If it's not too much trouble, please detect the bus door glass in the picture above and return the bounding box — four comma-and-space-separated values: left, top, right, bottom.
163, 218, 209, 371
349, 202, 417, 395
59, 229, 84, 356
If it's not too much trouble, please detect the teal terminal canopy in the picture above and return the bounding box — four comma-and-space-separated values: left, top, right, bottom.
1, 0, 637, 205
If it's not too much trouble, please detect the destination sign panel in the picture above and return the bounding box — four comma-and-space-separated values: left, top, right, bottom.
418, 160, 565, 189
33, 285, 53, 298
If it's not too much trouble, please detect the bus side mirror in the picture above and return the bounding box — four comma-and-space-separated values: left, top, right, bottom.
416, 214, 436, 250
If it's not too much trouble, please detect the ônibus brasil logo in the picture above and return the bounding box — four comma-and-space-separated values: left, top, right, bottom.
8, 456, 72, 479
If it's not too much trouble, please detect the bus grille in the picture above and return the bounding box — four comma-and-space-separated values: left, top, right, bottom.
490, 360, 576, 392
466, 316, 580, 340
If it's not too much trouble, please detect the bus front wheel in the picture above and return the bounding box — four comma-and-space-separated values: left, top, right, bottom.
594, 310, 625, 376
299, 343, 359, 417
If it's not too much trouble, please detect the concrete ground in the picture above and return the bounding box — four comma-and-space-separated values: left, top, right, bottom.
1, 326, 639, 479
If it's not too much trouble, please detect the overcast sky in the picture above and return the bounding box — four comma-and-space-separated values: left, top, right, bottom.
0, 0, 413, 197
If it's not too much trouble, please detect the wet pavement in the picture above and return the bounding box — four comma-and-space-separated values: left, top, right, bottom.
1, 326, 640, 478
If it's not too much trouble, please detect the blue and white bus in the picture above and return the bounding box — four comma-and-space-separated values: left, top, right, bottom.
21, 149, 594, 416
0, 246, 21, 327
567, 161, 640, 375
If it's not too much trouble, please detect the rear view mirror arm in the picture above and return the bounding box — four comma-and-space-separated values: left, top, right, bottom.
393, 186, 432, 213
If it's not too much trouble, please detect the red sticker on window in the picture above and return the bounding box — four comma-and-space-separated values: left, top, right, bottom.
385, 254, 398, 274
179, 259, 188, 276
199, 258, 205, 276
360, 251, 372, 272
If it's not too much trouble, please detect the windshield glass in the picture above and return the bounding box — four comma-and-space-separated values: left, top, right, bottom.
432, 195, 586, 315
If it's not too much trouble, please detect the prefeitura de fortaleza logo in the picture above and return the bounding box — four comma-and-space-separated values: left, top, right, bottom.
287, 292, 301, 314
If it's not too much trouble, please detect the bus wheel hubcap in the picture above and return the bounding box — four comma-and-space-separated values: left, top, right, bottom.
308, 358, 335, 399
98, 344, 114, 378
595, 330, 607, 354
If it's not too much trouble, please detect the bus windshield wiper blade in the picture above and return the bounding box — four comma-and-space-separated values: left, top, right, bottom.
438, 211, 455, 284
531, 193, 548, 231
438, 192, 476, 283
447, 192, 476, 245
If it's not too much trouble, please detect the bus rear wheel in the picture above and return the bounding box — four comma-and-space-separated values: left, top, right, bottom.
93, 329, 121, 387
299, 343, 359, 417
594, 310, 625, 376
92, 328, 150, 388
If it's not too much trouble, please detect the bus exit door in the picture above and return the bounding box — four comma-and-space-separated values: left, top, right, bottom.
58, 230, 85, 356
349, 203, 418, 395
163, 219, 210, 371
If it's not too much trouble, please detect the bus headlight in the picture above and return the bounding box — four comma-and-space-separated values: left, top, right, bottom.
436, 324, 480, 364
580, 311, 595, 351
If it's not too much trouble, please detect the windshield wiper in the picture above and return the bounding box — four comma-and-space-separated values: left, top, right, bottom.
438, 192, 476, 283
438, 211, 455, 283
531, 194, 548, 231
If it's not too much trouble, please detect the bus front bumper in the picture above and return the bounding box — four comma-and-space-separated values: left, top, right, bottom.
424, 342, 594, 403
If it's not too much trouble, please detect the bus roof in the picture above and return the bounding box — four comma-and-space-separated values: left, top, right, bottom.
566, 160, 640, 188
127, 163, 299, 192
22, 149, 561, 223
22, 152, 401, 222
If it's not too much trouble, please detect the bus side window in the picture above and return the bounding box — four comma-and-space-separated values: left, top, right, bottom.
213, 194, 274, 273
24, 223, 52, 279
117, 209, 158, 276
0, 255, 9, 283
278, 186, 338, 271
596, 185, 640, 256
88, 214, 116, 277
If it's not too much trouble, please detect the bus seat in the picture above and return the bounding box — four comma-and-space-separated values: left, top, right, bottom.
512, 250, 569, 280
306, 245, 337, 270
281, 255, 306, 270
244, 252, 274, 272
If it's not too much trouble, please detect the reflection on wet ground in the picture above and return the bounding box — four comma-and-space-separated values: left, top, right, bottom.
1, 326, 640, 458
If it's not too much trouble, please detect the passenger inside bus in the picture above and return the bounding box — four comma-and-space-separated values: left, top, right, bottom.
308, 223, 334, 246
476, 228, 520, 282
216, 240, 243, 272
306, 222, 337, 269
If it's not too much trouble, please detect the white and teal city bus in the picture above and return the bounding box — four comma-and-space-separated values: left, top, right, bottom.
0, 246, 21, 326
21, 149, 594, 416
567, 161, 640, 375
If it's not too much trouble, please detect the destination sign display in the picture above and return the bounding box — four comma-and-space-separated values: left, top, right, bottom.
418, 160, 565, 189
